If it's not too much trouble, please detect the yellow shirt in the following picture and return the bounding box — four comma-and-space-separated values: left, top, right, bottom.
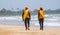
39, 10, 45, 19
23, 9, 29, 21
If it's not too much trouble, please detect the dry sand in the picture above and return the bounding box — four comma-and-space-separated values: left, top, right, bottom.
0, 24, 60, 35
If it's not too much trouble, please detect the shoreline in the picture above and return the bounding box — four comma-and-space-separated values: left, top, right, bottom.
0, 24, 60, 28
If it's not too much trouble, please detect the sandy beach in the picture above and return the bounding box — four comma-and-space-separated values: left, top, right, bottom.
0, 24, 60, 35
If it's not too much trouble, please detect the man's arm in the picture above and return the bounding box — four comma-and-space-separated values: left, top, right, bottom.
22, 10, 24, 21
38, 10, 40, 19
28, 11, 31, 20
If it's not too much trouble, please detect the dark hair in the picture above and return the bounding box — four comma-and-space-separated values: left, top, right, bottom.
40, 7, 43, 10
25, 7, 28, 10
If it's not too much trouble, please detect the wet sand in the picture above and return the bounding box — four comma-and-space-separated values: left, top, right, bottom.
0, 25, 60, 35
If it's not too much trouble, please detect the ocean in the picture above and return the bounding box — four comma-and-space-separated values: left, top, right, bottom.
0, 14, 60, 28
